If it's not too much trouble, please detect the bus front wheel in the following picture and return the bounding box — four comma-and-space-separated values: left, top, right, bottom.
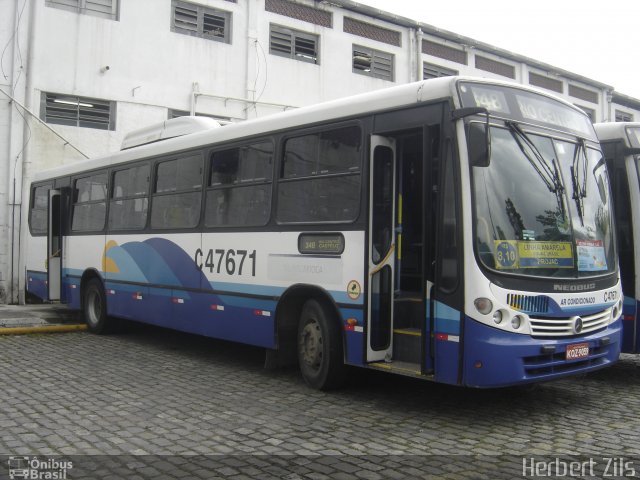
83, 278, 113, 334
297, 299, 346, 390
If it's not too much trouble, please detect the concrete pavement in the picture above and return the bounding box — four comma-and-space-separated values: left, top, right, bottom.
0, 304, 86, 334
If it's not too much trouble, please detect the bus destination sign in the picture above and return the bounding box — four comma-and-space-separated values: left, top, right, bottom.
298, 233, 345, 255
458, 82, 595, 139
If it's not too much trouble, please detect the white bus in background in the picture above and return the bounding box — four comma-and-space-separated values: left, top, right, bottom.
25, 77, 622, 389
594, 122, 640, 353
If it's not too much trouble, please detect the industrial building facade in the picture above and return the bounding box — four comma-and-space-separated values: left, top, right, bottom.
1, 0, 639, 303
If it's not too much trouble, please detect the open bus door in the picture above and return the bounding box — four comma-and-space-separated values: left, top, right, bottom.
366, 136, 396, 362
47, 189, 62, 302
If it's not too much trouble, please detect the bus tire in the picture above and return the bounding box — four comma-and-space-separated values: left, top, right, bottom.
297, 299, 346, 390
83, 278, 113, 334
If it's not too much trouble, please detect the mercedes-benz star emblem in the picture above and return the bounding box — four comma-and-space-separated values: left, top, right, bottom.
573, 317, 584, 334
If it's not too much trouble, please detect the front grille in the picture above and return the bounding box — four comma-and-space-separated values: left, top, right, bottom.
529, 308, 612, 337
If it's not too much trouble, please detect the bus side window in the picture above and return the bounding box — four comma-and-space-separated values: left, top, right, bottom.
151, 155, 203, 230
205, 141, 274, 227
277, 125, 361, 224
72, 172, 108, 232
109, 164, 150, 231
30, 184, 51, 235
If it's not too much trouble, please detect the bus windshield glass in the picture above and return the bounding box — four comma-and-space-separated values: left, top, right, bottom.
473, 125, 616, 278
626, 126, 640, 149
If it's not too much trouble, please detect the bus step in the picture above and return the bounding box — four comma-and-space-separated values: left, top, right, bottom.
393, 296, 423, 329
393, 328, 422, 364
369, 360, 423, 378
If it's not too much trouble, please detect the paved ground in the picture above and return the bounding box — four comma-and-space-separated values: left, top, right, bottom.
0, 303, 82, 329
1, 318, 639, 479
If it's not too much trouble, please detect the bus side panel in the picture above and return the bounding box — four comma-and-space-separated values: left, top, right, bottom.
64, 275, 81, 308
622, 296, 638, 353
432, 301, 461, 385
26, 236, 48, 301
341, 307, 365, 366
101, 235, 279, 347
26, 270, 48, 301
104, 281, 148, 321
196, 293, 277, 348
636, 299, 640, 354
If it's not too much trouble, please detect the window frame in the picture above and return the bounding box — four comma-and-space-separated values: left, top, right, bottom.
171, 0, 232, 44
276, 122, 364, 225
616, 110, 634, 123
29, 183, 54, 237
71, 171, 109, 233
423, 62, 458, 80
352, 44, 394, 82
40, 92, 116, 131
108, 163, 151, 232
150, 153, 205, 231
45, 0, 119, 21
204, 139, 275, 228
269, 24, 320, 65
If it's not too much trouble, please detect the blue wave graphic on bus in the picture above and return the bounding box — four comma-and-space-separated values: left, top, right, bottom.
104, 238, 211, 290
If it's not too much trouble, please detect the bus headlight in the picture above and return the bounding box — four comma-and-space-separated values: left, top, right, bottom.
492, 310, 503, 324
474, 298, 493, 315
511, 315, 523, 330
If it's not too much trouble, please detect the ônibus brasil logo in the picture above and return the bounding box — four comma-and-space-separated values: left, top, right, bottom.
8, 456, 72, 480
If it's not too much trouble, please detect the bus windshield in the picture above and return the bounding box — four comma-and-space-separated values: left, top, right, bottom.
473, 125, 616, 278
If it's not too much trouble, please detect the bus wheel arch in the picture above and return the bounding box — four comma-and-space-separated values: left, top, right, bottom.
274, 285, 347, 389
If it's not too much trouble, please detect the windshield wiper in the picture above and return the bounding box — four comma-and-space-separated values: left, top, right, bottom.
505, 122, 567, 224
571, 138, 588, 226
505, 122, 562, 194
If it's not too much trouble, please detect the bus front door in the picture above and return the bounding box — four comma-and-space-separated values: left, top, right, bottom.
47, 189, 62, 302
367, 136, 396, 362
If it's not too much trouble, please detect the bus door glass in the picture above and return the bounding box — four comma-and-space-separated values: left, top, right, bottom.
48, 189, 62, 301
367, 136, 396, 361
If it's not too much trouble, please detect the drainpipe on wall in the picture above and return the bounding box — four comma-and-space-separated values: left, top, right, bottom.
415, 28, 423, 82
245, 0, 259, 120
605, 89, 613, 122
15, 0, 37, 305
190, 82, 199, 115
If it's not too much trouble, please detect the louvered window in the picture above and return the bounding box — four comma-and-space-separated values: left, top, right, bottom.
172, 0, 231, 43
46, 0, 118, 20
423, 62, 457, 80
616, 110, 634, 122
269, 25, 319, 64
352, 45, 394, 81
40, 92, 115, 131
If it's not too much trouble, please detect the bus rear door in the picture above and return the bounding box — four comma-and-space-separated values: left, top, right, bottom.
47, 189, 62, 302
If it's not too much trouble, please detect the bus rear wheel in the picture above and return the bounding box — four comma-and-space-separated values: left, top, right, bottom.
83, 278, 114, 334
297, 299, 346, 390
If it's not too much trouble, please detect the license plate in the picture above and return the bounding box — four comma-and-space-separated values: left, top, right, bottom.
566, 342, 589, 360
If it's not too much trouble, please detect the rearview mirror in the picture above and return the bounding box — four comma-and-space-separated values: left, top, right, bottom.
467, 122, 491, 167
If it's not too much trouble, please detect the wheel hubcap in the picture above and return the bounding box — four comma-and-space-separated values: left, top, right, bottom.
300, 319, 323, 371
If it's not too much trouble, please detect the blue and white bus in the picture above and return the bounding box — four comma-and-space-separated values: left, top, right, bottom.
594, 122, 640, 354
25, 76, 622, 389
